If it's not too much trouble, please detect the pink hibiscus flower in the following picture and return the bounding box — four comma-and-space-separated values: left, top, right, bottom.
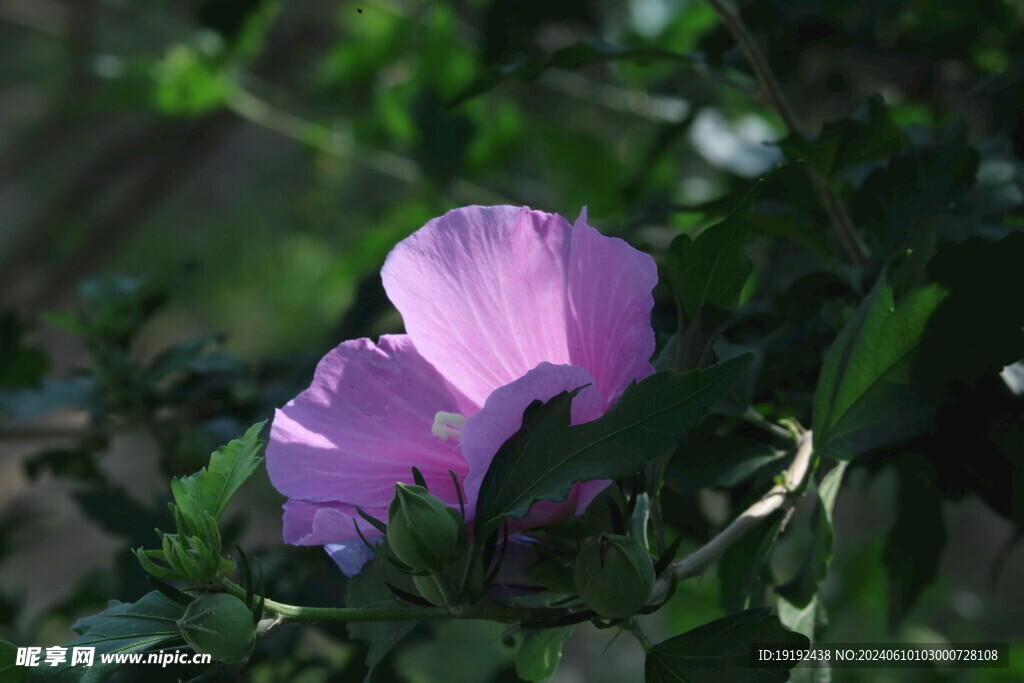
266, 205, 657, 571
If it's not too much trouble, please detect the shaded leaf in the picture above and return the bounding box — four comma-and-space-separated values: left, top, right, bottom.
475, 355, 753, 537
812, 275, 945, 460
719, 514, 784, 615
645, 608, 808, 683
0, 640, 27, 683
346, 556, 421, 674
883, 454, 946, 629
853, 141, 980, 249
778, 96, 908, 175
775, 462, 847, 609
516, 627, 573, 682
666, 170, 778, 322
27, 592, 186, 682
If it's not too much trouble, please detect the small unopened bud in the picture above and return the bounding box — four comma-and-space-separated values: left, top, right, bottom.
386, 483, 466, 573
177, 593, 254, 662
574, 534, 655, 618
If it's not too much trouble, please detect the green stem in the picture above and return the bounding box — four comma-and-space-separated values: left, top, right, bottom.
742, 407, 795, 442
220, 580, 574, 625
626, 620, 654, 654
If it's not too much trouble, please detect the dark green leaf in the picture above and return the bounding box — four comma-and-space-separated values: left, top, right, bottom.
668, 436, 782, 496
917, 233, 1024, 396
883, 454, 946, 629
666, 172, 773, 322
474, 355, 753, 537
775, 462, 847, 610
0, 640, 27, 683
170, 421, 266, 533
346, 556, 421, 674
719, 514, 784, 615
778, 96, 908, 175
812, 275, 945, 460
645, 608, 808, 683
853, 141, 980, 249
516, 627, 573, 682
27, 592, 186, 682
449, 39, 702, 108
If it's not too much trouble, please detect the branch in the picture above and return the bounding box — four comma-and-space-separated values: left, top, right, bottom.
226, 84, 516, 207
219, 579, 579, 627
705, 0, 869, 265
664, 429, 814, 582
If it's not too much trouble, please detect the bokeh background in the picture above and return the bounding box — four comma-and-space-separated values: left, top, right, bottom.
1, 0, 1022, 681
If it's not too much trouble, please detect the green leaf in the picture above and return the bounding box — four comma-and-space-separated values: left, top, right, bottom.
778, 96, 908, 175
0, 640, 27, 683
27, 592, 186, 682
812, 275, 946, 460
774, 462, 848, 643
718, 514, 784, 615
474, 355, 753, 537
645, 608, 808, 683
346, 557, 421, 674
666, 173, 767, 322
667, 436, 781, 496
883, 454, 946, 629
775, 462, 847, 610
516, 627, 574, 682
170, 421, 266, 533
396, 621, 514, 683
775, 595, 821, 645
449, 39, 702, 108
853, 141, 980, 249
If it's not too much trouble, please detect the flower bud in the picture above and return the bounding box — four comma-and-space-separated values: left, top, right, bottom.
386, 483, 466, 573
574, 534, 655, 618
177, 593, 254, 662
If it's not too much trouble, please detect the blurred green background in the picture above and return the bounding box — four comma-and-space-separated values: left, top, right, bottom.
1, 0, 1022, 681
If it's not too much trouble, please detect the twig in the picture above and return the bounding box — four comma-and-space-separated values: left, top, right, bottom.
664, 430, 814, 581
705, 0, 869, 265
742, 407, 795, 442
226, 85, 515, 207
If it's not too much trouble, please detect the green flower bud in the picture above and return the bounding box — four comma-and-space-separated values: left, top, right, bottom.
574, 534, 655, 618
386, 483, 466, 573
177, 593, 254, 662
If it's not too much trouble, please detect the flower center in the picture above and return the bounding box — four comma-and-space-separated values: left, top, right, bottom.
431, 411, 466, 441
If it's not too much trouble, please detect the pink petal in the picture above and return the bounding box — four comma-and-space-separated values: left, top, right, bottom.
566, 208, 658, 402
381, 206, 657, 408
460, 362, 607, 526
382, 206, 575, 407
266, 334, 471, 511
282, 500, 385, 545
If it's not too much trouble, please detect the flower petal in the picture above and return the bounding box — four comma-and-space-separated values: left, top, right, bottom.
282, 499, 385, 545
325, 543, 378, 578
460, 362, 607, 526
382, 206, 658, 407
382, 206, 575, 407
266, 334, 471, 511
566, 208, 658, 402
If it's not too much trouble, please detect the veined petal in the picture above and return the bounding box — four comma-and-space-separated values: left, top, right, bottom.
567, 208, 658, 402
381, 206, 658, 407
382, 206, 574, 407
266, 334, 471, 511
282, 499, 384, 545
460, 362, 607, 526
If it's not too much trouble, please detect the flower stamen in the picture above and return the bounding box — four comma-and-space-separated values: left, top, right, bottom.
431, 411, 467, 441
